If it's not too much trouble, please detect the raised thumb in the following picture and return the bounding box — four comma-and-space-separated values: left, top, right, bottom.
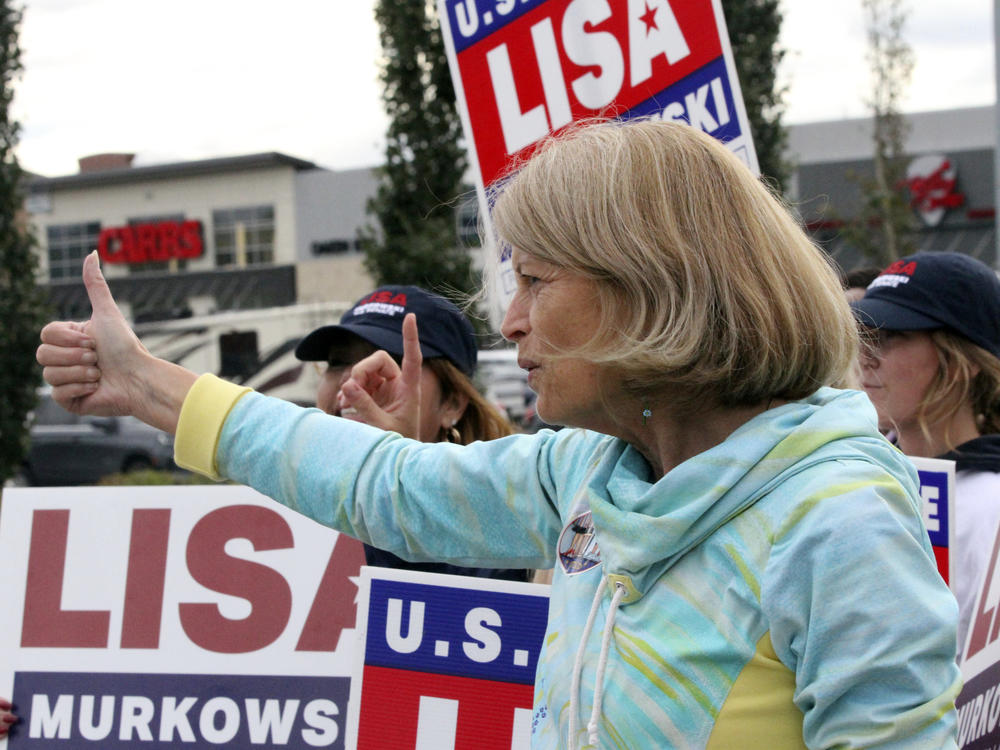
82, 250, 120, 317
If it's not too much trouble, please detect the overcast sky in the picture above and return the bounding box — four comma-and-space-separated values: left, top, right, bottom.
11, 0, 995, 177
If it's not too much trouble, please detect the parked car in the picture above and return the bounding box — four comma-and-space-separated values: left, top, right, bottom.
20, 392, 176, 486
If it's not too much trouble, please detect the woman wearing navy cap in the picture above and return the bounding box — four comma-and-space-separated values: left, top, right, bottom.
295, 284, 530, 582
854, 250, 1000, 652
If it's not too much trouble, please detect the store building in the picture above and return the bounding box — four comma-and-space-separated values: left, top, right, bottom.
25, 104, 998, 327
26, 151, 381, 322
23, 150, 487, 405
787, 105, 996, 272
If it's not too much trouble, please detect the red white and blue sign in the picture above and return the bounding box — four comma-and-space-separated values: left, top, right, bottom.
437, 0, 758, 319
958, 487, 1000, 747
910, 456, 955, 586
438, 0, 758, 189
347, 568, 550, 750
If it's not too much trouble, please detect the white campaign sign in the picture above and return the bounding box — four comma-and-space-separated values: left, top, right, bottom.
0, 485, 365, 749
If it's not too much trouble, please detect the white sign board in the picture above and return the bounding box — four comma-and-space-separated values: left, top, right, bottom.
0, 486, 366, 749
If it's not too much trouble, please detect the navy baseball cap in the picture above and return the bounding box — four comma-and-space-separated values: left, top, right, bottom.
294, 285, 478, 376
851, 252, 1000, 359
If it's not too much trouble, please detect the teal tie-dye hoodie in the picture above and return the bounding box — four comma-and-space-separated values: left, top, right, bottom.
198, 380, 960, 749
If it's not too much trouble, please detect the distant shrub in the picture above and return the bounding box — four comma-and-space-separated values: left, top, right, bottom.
97, 470, 221, 486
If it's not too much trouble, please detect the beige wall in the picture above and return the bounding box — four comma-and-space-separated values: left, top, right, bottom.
294, 256, 374, 306
30, 165, 299, 280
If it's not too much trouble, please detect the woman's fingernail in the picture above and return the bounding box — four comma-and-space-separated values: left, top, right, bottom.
81, 351, 97, 364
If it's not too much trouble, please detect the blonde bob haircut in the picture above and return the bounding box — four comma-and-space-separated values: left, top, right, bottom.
489, 118, 858, 407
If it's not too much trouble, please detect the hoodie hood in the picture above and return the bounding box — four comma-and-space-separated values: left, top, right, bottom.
584, 388, 916, 600
939, 434, 1000, 473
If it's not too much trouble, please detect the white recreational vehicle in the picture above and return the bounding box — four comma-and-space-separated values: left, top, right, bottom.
134, 302, 350, 407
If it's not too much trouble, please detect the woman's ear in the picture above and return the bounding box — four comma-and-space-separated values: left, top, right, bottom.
439, 392, 470, 432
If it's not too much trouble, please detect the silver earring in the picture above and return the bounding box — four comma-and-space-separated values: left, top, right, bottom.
642, 407, 652, 425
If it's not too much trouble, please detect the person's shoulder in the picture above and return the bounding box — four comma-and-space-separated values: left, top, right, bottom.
522, 427, 622, 481
526, 426, 615, 450
760, 451, 920, 535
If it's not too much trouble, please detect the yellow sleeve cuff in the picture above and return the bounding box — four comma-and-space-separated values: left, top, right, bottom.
174, 373, 252, 480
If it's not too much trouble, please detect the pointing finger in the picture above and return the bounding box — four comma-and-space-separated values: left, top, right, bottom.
401, 313, 422, 386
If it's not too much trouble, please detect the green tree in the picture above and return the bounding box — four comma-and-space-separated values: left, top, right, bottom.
0, 1, 45, 486
842, 0, 917, 266
722, 0, 789, 191
361, 0, 476, 304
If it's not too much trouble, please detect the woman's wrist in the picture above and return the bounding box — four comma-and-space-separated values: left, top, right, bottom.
132, 354, 199, 434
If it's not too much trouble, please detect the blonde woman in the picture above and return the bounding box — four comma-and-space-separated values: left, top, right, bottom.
855, 250, 1000, 651
39, 120, 959, 749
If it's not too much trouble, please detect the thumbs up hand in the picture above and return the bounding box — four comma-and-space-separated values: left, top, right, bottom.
37, 252, 196, 433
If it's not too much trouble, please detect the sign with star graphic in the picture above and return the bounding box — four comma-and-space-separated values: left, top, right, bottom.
437, 0, 758, 188
437, 0, 758, 319
0, 485, 365, 749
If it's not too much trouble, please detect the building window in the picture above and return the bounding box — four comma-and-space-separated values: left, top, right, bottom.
126, 214, 187, 275
213, 205, 275, 267
311, 238, 357, 255
46, 221, 101, 281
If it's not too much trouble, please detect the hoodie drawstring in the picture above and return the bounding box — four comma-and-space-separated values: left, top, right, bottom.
568, 577, 628, 750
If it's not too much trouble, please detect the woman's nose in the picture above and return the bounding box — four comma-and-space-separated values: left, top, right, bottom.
500, 294, 528, 342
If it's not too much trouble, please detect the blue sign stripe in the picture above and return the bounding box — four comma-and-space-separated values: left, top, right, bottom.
444, 0, 549, 53
365, 578, 549, 684
918, 469, 950, 548
624, 56, 744, 143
